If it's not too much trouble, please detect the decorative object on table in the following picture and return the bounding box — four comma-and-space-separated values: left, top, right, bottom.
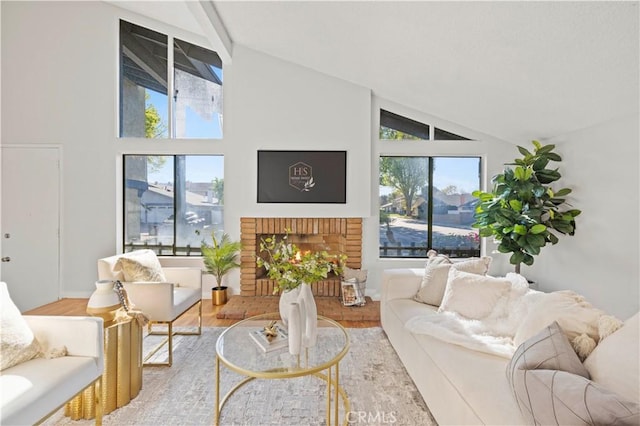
248, 321, 289, 353
113, 280, 150, 327
298, 283, 317, 347
199, 231, 242, 306
256, 229, 346, 347
86, 279, 121, 324
287, 303, 302, 355
472, 140, 581, 274
341, 266, 368, 306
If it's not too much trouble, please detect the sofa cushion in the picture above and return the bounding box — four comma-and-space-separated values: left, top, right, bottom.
118, 250, 167, 282
414, 252, 491, 306
413, 331, 524, 424
584, 312, 639, 403
0, 282, 41, 371
438, 269, 511, 319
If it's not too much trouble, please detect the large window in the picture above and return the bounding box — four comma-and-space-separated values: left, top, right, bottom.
379, 156, 481, 258
124, 155, 224, 255
119, 20, 223, 139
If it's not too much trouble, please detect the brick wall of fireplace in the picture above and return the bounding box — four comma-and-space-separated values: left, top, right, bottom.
240, 217, 362, 296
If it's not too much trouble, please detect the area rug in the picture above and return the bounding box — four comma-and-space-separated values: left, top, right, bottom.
44, 327, 436, 425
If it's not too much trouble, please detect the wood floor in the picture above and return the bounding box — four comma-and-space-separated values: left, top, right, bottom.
24, 298, 381, 328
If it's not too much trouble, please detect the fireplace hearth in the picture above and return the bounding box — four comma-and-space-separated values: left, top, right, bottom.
240, 217, 362, 296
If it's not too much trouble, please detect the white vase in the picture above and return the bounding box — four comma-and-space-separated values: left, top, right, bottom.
86, 280, 121, 323
279, 287, 301, 328
298, 283, 318, 348
287, 302, 302, 355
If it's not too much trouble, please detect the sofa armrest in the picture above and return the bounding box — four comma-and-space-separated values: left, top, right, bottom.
381, 268, 424, 303
24, 316, 104, 369
162, 267, 202, 290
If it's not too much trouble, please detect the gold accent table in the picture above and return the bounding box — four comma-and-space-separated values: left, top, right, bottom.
215, 313, 350, 426
65, 318, 143, 419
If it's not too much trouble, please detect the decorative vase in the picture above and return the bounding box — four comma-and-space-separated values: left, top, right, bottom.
86, 280, 121, 323
279, 286, 301, 327
287, 302, 302, 355
298, 283, 318, 348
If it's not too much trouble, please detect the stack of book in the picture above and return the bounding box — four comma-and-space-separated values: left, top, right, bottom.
249, 322, 289, 352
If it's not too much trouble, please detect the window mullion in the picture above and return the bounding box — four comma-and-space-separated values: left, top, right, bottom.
167, 34, 175, 139
427, 157, 434, 250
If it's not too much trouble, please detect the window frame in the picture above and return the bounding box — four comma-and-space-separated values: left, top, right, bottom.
118, 19, 223, 140
378, 155, 481, 259
375, 104, 484, 260
121, 153, 224, 256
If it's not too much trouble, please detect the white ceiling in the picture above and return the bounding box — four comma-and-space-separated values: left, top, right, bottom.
110, 1, 640, 143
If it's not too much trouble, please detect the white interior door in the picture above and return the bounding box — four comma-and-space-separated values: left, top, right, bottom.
1, 146, 61, 312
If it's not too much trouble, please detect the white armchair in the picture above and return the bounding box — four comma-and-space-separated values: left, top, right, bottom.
97, 250, 202, 366
0, 280, 104, 425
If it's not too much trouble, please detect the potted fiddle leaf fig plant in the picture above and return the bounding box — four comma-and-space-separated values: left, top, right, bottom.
200, 232, 242, 305
472, 140, 581, 274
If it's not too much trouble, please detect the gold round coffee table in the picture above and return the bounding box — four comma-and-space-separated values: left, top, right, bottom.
215, 312, 350, 425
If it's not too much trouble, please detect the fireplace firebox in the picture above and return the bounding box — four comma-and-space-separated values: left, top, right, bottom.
240, 218, 362, 296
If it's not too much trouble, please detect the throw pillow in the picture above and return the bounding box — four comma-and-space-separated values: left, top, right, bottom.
506, 322, 640, 425
513, 290, 603, 357
414, 251, 491, 306
507, 321, 590, 384
118, 250, 166, 282
584, 312, 640, 403
0, 282, 42, 371
438, 269, 511, 320
511, 369, 639, 425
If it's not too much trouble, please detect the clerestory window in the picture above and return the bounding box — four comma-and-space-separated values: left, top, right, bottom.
119, 20, 223, 139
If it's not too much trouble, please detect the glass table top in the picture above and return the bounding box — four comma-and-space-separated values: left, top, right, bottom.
216, 312, 349, 379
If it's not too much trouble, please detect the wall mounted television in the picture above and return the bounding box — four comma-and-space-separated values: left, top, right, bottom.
257, 150, 347, 203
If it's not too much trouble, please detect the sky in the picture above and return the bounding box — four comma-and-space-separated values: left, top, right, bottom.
380, 157, 480, 196
147, 90, 222, 139
147, 155, 224, 184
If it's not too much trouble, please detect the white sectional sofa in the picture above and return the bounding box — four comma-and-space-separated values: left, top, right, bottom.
381, 268, 640, 425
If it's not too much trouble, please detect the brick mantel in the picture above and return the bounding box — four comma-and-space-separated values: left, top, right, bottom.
240, 217, 362, 296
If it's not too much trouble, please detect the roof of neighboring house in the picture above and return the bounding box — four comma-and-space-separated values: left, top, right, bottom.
146, 184, 219, 206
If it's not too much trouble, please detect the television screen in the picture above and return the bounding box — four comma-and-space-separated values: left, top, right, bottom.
257, 150, 347, 203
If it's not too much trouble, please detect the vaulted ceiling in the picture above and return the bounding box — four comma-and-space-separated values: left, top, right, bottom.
108, 1, 639, 143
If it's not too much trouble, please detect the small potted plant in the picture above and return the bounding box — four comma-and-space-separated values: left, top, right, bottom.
472, 140, 581, 274
200, 232, 242, 305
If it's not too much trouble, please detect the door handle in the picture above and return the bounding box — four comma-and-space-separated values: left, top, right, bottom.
1, 257, 10, 262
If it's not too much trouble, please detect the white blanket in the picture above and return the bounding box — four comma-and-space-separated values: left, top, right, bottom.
405, 274, 540, 358
405, 311, 519, 358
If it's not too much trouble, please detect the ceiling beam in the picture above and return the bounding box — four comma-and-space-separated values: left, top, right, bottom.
187, 1, 232, 64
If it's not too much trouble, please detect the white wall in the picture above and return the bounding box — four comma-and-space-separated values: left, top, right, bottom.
0, 2, 371, 298
524, 114, 639, 319
2, 2, 637, 318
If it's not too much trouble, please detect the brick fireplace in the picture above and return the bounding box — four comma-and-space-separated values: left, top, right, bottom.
240, 217, 362, 296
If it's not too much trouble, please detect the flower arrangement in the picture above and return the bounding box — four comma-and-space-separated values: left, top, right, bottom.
256, 230, 346, 294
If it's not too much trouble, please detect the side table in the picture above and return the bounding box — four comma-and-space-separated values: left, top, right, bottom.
65, 318, 143, 419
